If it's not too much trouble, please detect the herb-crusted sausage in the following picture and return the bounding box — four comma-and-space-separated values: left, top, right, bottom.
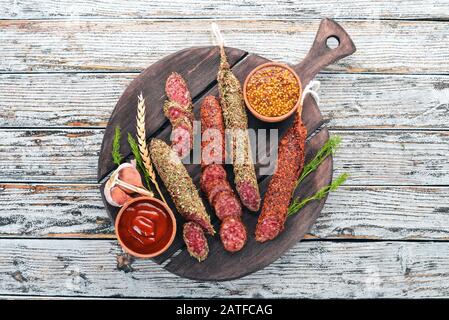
156, 74, 212, 261
216, 47, 261, 212
150, 138, 214, 236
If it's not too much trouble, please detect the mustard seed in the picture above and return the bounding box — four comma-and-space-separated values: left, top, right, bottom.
246, 66, 300, 117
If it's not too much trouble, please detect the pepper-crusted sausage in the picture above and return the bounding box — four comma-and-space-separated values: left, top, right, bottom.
255, 114, 307, 242
216, 48, 261, 212
150, 138, 215, 236
163, 72, 194, 159
200, 96, 247, 252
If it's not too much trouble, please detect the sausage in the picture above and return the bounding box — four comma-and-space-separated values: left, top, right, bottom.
200, 96, 225, 167
216, 46, 261, 212
149, 138, 215, 236
163, 72, 194, 158
235, 180, 260, 212
183, 222, 209, 262
214, 191, 242, 220
165, 72, 192, 109
220, 216, 247, 253
255, 115, 307, 242
158, 75, 212, 262
203, 179, 233, 205
200, 164, 227, 188
200, 96, 247, 252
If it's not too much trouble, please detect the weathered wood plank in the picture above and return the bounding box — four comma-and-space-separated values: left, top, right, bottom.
0, 295, 118, 300
0, 73, 129, 128
0, 184, 113, 237
0, 129, 100, 183
1, 19, 448, 74
1, 129, 448, 185
1, 73, 448, 129
318, 74, 449, 130
332, 130, 449, 186
1, 184, 448, 240
1, 239, 449, 298
1, 0, 448, 20
309, 186, 449, 240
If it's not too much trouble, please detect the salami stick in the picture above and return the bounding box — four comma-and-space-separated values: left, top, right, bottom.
150, 139, 214, 235
213, 26, 261, 212
164, 72, 194, 158
200, 96, 247, 252
183, 222, 209, 262
162, 74, 213, 259
255, 103, 307, 242
150, 139, 214, 260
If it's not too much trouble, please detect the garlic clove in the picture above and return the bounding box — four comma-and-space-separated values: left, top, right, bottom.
118, 165, 144, 193
104, 179, 125, 207
110, 186, 133, 206
104, 162, 146, 207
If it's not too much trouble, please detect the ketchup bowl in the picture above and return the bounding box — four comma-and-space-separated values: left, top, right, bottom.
115, 197, 176, 259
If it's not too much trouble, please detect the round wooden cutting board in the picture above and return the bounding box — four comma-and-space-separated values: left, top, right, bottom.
98, 18, 355, 281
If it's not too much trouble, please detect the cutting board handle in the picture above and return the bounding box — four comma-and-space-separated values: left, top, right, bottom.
293, 18, 356, 86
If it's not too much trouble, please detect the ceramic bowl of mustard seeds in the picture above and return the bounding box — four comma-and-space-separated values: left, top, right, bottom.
243, 63, 302, 123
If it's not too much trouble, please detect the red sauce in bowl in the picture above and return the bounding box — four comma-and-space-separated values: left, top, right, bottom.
115, 197, 176, 257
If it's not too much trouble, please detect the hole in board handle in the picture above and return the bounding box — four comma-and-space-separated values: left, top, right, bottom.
326, 36, 340, 49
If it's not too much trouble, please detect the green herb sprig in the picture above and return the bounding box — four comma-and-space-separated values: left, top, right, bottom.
297, 135, 341, 185
112, 126, 123, 165
127, 133, 152, 189
288, 173, 348, 216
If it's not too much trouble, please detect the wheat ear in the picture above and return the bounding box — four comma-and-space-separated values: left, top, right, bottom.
136, 93, 167, 204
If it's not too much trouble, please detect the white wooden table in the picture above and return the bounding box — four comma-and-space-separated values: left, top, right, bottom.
0, 1, 448, 299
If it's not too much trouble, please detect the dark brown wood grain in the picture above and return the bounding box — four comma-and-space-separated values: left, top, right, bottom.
294, 18, 356, 86
166, 128, 331, 280
98, 53, 328, 265
98, 18, 355, 279
97, 46, 247, 181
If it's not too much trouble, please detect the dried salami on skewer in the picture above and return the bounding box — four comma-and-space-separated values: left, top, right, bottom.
255, 107, 307, 242
200, 96, 247, 252
213, 28, 261, 212
150, 138, 214, 260
163, 72, 194, 158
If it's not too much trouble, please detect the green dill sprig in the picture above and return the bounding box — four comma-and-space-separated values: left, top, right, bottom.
288, 173, 349, 216
297, 135, 341, 186
112, 126, 123, 165
127, 133, 152, 190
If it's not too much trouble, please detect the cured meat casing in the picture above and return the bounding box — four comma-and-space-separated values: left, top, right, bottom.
220, 216, 247, 253
183, 222, 209, 262
163, 72, 194, 159
216, 47, 261, 212
161, 73, 211, 260
255, 115, 307, 242
200, 96, 247, 252
149, 138, 215, 236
